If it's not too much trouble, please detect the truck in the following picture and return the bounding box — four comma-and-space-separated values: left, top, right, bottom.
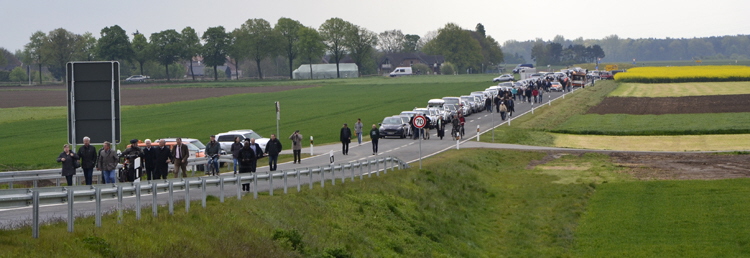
518, 68, 538, 80
389, 67, 412, 77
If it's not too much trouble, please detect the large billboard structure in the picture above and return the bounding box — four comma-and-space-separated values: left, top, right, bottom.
66, 61, 121, 146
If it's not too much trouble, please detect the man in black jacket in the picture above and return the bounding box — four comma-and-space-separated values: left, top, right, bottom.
142, 139, 157, 180
340, 123, 352, 155
76, 136, 97, 185
264, 134, 282, 171
154, 139, 171, 180
248, 138, 263, 173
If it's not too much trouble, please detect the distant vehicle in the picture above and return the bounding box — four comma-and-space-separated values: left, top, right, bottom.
215, 130, 270, 153
389, 67, 412, 77
379, 116, 409, 138
125, 75, 149, 82
600, 71, 614, 80
550, 82, 563, 91
518, 68, 538, 80
492, 74, 514, 82
512, 64, 534, 73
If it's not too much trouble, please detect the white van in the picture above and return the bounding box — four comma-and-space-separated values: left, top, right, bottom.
427, 99, 445, 109
389, 67, 413, 77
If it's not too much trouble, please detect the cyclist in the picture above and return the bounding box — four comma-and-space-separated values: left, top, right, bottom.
205, 135, 221, 176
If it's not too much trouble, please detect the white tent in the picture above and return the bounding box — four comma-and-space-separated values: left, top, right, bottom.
292, 63, 359, 79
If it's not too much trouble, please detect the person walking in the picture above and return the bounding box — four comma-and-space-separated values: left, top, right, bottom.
97, 141, 118, 183
238, 140, 256, 191
248, 138, 263, 173
354, 118, 363, 145
507, 97, 515, 117
423, 115, 431, 140
340, 123, 352, 155
57, 144, 79, 186
369, 124, 380, 155
494, 94, 502, 113
171, 137, 190, 178
532, 87, 539, 103
511, 87, 518, 100
264, 134, 282, 171
230, 137, 243, 174
154, 139, 171, 180
205, 135, 221, 176
121, 139, 143, 182
76, 136, 97, 185
499, 99, 508, 121
436, 116, 445, 140
289, 130, 303, 164
485, 96, 492, 113
141, 139, 156, 180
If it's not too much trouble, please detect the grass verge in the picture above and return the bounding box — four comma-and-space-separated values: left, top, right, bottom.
575, 179, 750, 257
554, 113, 750, 135
609, 81, 750, 97
554, 133, 750, 151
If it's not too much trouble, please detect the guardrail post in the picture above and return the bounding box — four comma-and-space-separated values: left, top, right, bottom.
331, 165, 336, 186
152, 182, 158, 217
220, 177, 225, 203
135, 183, 141, 220
117, 185, 123, 224
296, 170, 301, 192
185, 179, 190, 213
320, 166, 325, 188
269, 172, 274, 197
201, 178, 207, 208
168, 182, 174, 215
236, 174, 242, 200
33, 180, 38, 188
56, 178, 60, 187
8, 181, 13, 189
359, 161, 363, 180
367, 159, 372, 178
95, 187, 102, 227
253, 173, 258, 199
32, 190, 39, 238
376, 159, 380, 176
67, 188, 74, 232
349, 162, 354, 182
283, 170, 288, 194
308, 168, 313, 190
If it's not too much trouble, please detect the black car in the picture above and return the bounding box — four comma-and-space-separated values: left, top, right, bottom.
512, 64, 534, 73
379, 116, 409, 138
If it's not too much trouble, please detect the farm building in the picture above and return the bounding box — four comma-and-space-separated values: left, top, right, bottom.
292, 63, 359, 79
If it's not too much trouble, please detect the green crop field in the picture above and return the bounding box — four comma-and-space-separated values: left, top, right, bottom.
0, 75, 495, 171
610, 81, 750, 97
575, 179, 750, 257
554, 113, 750, 135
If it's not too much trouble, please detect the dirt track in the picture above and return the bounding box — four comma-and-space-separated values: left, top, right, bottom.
0, 84, 316, 108
587, 94, 750, 115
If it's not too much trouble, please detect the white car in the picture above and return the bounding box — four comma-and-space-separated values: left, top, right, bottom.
125, 75, 149, 82
215, 130, 270, 153
492, 74, 514, 82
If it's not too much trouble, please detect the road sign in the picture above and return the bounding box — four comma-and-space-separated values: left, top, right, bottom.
413, 115, 426, 129
66, 61, 120, 145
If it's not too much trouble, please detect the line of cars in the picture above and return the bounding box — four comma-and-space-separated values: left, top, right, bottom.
378, 93, 493, 138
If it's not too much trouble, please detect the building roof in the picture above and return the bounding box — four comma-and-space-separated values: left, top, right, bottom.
379, 53, 445, 66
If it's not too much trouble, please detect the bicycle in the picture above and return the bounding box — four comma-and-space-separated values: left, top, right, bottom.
206, 154, 219, 176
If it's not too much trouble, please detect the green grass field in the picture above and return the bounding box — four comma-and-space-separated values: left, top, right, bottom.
575, 179, 750, 257
554, 113, 750, 135
0, 75, 495, 171
610, 81, 750, 97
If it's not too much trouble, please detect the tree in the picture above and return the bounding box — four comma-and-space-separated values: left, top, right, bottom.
9, 66, 27, 82
45, 28, 81, 79
377, 29, 404, 53
275, 18, 303, 79
23, 31, 48, 84
346, 25, 377, 75
226, 29, 246, 80
131, 33, 150, 76
75, 32, 97, 61
319, 17, 354, 78
402, 34, 420, 53
297, 27, 326, 79
426, 23, 483, 73
149, 29, 183, 81
181, 27, 201, 81
241, 18, 280, 79
475, 23, 486, 38
201, 26, 229, 81
97, 25, 133, 61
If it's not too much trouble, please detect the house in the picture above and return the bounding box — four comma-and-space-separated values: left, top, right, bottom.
378, 53, 445, 75
184, 57, 241, 79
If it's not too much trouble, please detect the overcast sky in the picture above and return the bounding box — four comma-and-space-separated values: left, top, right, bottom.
2, 0, 749, 52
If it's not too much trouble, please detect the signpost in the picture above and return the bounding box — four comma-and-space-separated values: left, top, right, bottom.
413, 115, 426, 169
66, 61, 121, 147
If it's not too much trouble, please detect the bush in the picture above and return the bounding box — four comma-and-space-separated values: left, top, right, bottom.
8, 67, 27, 82
440, 62, 456, 75
411, 63, 431, 75
0, 70, 9, 82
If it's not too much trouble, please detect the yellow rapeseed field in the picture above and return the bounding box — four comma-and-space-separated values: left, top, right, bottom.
614, 65, 750, 83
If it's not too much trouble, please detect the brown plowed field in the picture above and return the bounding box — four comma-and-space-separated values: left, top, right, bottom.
587, 94, 750, 115
0, 84, 316, 108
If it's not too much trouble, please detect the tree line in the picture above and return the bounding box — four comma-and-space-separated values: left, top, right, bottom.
2, 18, 504, 83
502, 34, 750, 65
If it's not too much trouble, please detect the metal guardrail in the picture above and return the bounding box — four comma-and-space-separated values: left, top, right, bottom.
0, 156, 233, 188
0, 156, 409, 238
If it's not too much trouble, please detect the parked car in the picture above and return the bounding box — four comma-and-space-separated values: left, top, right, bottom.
444, 104, 458, 119
461, 96, 480, 113
215, 130, 270, 153
512, 64, 534, 73
550, 82, 563, 91
379, 116, 409, 138
492, 74, 514, 82
600, 71, 614, 80
125, 75, 149, 82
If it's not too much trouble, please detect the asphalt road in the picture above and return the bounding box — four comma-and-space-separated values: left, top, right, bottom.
0, 86, 584, 229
